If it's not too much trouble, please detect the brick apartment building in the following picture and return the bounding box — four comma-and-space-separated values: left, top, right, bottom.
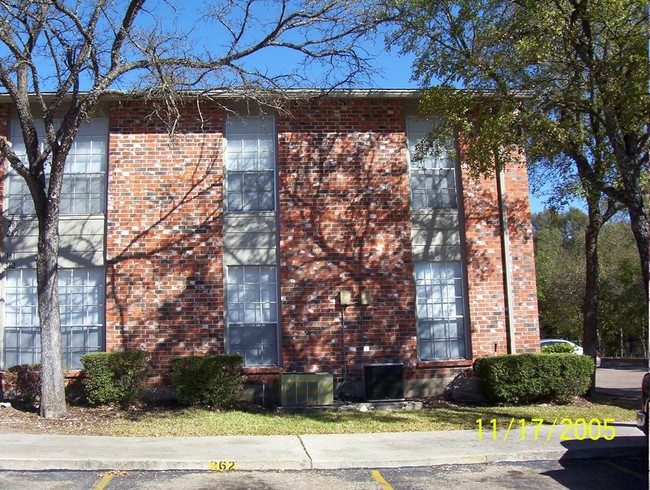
0, 91, 539, 398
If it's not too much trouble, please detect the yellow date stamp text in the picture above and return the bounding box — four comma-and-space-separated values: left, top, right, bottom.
476, 418, 616, 442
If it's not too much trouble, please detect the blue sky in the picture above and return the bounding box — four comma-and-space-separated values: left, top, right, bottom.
0, 0, 551, 213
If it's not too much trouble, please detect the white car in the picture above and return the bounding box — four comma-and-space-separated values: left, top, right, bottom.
540, 339, 601, 367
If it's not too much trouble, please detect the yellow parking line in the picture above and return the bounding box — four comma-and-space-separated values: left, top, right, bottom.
92, 473, 114, 490
371, 470, 395, 490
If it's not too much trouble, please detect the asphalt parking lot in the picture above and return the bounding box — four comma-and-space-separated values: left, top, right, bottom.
0, 456, 646, 490
595, 359, 648, 407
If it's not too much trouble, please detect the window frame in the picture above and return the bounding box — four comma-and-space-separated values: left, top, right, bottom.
224, 115, 277, 213
6, 118, 108, 217
413, 261, 468, 361
3, 268, 105, 369
405, 117, 459, 210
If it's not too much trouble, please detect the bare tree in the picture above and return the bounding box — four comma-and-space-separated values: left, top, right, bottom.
0, 0, 378, 418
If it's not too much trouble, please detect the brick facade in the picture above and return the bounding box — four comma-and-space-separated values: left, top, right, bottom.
461, 165, 539, 359
105, 101, 226, 383
277, 98, 417, 380
0, 94, 540, 396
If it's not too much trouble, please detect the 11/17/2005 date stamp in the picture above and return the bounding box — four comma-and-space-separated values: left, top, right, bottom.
476, 418, 616, 441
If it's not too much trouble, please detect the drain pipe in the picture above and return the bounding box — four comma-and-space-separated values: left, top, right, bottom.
496, 163, 516, 354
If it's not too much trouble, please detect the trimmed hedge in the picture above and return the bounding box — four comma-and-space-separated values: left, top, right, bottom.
474, 353, 594, 405
81, 350, 149, 407
541, 343, 576, 354
171, 355, 243, 407
6, 364, 41, 405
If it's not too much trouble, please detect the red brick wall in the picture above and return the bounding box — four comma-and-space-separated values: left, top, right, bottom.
502, 161, 540, 352
274, 97, 539, 386
277, 98, 418, 379
0, 96, 539, 389
460, 156, 539, 358
105, 101, 226, 383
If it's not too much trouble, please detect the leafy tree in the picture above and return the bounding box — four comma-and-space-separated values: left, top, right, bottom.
0, 0, 377, 418
598, 220, 648, 357
384, 0, 649, 363
534, 209, 647, 357
533, 209, 586, 342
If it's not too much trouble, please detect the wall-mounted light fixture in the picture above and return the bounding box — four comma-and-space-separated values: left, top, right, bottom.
360, 291, 373, 306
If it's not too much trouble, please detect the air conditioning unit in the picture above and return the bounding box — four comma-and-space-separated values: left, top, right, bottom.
280, 373, 334, 406
363, 363, 404, 402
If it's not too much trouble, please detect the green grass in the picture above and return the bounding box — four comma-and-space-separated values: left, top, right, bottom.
94, 403, 637, 437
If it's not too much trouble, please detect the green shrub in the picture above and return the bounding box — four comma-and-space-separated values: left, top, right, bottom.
81, 350, 149, 407
541, 343, 576, 354
171, 355, 244, 408
6, 364, 41, 405
474, 353, 594, 405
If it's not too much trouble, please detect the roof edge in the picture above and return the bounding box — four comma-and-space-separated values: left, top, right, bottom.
0, 88, 425, 104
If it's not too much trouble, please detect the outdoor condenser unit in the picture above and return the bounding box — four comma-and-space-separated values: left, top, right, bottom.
363, 363, 405, 402
280, 373, 334, 406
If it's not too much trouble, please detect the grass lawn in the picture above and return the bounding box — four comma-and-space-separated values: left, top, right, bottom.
96, 401, 637, 437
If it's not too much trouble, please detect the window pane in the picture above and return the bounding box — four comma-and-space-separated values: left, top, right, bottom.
229, 326, 245, 345
433, 341, 448, 359
419, 341, 433, 361
244, 345, 261, 365
449, 339, 465, 359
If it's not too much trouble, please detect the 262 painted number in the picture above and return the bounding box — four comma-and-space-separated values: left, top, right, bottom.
208, 461, 237, 472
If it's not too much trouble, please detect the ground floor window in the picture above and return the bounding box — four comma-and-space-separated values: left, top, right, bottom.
414, 261, 467, 360
4, 268, 105, 369
226, 265, 278, 366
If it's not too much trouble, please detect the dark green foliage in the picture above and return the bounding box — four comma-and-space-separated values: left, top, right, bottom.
171, 355, 244, 408
6, 364, 41, 405
81, 350, 149, 407
541, 343, 576, 354
474, 354, 594, 405
534, 209, 647, 357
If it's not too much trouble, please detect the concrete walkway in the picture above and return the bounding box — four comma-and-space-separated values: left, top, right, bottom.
0, 423, 644, 471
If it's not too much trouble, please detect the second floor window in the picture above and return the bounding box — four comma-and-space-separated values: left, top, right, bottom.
406, 117, 458, 210
7, 119, 108, 216
225, 116, 276, 212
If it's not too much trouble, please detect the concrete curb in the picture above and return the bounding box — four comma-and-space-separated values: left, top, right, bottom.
0, 425, 645, 471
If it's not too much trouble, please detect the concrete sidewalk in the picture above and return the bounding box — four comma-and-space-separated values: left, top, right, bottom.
0, 423, 645, 471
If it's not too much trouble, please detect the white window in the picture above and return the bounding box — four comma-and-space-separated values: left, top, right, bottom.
414, 262, 466, 360
406, 118, 457, 209
7, 119, 107, 216
225, 116, 276, 212
226, 265, 278, 366
4, 268, 104, 369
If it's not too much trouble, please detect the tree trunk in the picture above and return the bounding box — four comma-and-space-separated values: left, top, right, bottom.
36, 203, 67, 419
625, 197, 649, 299
583, 199, 602, 397
619, 171, 650, 369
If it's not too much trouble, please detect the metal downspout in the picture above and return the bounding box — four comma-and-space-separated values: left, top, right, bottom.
497, 166, 517, 354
